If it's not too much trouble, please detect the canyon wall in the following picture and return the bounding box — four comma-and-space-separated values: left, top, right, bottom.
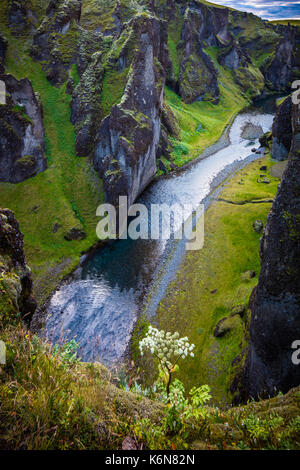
5, 0, 297, 205
0, 208, 36, 325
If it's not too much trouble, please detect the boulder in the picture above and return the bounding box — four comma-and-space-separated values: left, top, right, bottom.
64, 228, 86, 241
241, 123, 264, 140
213, 316, 239, 337
241, 270, 256, 281
253, 220, 263, 232
230, 304, 246, 318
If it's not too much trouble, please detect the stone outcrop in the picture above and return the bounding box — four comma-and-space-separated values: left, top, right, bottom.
0, 73, 46, 183
177, 4, 220, 104
0, 208, 36, 325
31, 0, 82, 84
93, 14, 168, 208
8, 0, 29, 33
218, 42, 249, 70
264, 29, 298, 92
236, 101, 300, 401
271, 96, 293, 161
70, 49, 104, 156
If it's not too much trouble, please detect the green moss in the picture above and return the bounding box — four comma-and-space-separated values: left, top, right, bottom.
69, 64, 80, 87
167, 14, 184, 80
101, 66, 129, 117
282, 212, 300, 241
16, 155, 36, 167
81, 0, 135, 32
234, 64, 265, 99
55, 21, 80, 64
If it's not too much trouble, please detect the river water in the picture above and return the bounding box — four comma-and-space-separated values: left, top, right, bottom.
44, 100, 275, 364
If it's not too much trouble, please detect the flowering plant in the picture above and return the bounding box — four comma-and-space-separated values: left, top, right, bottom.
139, 326, 195, 395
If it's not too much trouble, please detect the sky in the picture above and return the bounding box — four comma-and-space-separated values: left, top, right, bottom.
209, 1, 300, 20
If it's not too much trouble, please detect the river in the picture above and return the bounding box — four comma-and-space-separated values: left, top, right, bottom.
43, 98, 276, 364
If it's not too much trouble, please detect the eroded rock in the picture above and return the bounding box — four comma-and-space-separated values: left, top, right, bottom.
0, 73, 46, 183
272, 96, 293, 161
0, 208, 36, 325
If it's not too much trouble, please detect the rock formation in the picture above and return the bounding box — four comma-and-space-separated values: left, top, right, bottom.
0, 208, 36, 325
0, 73, 47, 183
271, 96, 293, 161
31, 0, 82, 85
264, 29, 298, 91
93, 13, 168, 207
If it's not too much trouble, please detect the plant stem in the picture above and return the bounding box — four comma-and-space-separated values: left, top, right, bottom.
166, 370, 172, 396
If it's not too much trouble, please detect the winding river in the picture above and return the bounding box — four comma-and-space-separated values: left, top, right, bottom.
44, 98, 276, 364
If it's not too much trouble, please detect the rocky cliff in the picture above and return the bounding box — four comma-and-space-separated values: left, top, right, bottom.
0, 72, 47, 183
0, 208, 36, 326
271, 96, 293, 161
236, 100, 300, 400
93, 13, 168, 208
4, 0, 296, 206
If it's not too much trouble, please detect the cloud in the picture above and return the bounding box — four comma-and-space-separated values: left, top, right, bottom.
210, 0, 300, 19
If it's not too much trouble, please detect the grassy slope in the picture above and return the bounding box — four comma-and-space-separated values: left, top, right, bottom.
0, 323, 299, 450
269, 19, 300, 27
151, 155, 280, 404
0, 13, 104, 304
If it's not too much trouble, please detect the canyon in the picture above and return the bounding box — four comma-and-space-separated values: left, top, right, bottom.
0, 0, 299, 450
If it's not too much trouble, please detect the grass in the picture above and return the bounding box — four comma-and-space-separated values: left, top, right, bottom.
165, 47, 248, 166
0, 323, 299, 449
167, 15, 184, 80
142, 155, 280, 404
269, 19, 300, 27
101, 66, 130, 116
0, 22, 104, 304
0, 325, 164, 450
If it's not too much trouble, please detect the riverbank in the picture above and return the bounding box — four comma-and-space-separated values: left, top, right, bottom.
131, 153, 281, 405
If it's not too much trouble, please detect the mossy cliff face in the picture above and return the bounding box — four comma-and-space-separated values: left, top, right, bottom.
263, 28, 299, 92
177, 6, 220, 104
0, 208, 36, 326
236, 102, 300, 401
93, 13, 168, 207
31, 0, 82, 85
0, 72, 47, 183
